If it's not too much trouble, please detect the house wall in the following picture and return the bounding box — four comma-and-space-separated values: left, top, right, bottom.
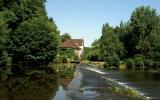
74, 42, 84, 59
74, 49, 81, 59
74, 50, 79, 57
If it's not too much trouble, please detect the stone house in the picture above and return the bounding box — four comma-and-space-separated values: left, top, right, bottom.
59, 39, 84, 59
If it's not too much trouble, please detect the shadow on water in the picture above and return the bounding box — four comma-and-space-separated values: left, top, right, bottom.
53, 63, 76, 100
1, 64, 153, 100
0, 73, 58, 100
0, 64, 76, 100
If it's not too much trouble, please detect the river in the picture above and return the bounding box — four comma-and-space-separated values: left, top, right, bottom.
53, 64, 143, 100
102, 69, 160, 100
0, 64, 160, 100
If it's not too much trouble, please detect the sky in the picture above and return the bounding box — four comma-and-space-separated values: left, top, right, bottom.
45, 0, 160, 47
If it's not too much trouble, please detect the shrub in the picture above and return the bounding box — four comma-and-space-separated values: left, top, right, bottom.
153, 62, 160, 70
133, 56, 144, 68
126, 58, 135, 69
134, 54, 145, 60
144, 59, 153, 69
113, 59, 120, 68
105, 56, 113, 66
59, 48, 76, 63
0, 51, 11, 66
54, 55, 61, 64
103, 62, 109, 68
111, 86, 140, 97
106, 55, 120, 68
9, 17, 60, 66
120, 61, 125, 65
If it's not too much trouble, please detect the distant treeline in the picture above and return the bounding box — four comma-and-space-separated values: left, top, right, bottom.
84, 6, 160, 70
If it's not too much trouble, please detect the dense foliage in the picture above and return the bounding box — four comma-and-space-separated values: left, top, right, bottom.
61, 33, 71, 42
57, 48, 76, 63
100, 23, 125, 67
87, 6, 160, 69
9, 17, 59, 65
127, 6, 160, 58
83, 39, 102, 61
0, 0, 60, 73
0, 15, 11, 66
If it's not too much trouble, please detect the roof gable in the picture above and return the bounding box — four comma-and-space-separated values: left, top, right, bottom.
59, 39, 84, 49
70, 39, 84, 46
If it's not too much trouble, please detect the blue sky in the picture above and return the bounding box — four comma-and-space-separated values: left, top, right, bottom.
45, 0, 160, 47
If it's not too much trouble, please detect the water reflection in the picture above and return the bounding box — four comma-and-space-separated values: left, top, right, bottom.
0, 64, 76, 100
53, 64, 76, 100
103, 69, 160, 99
0, 74, 58, 100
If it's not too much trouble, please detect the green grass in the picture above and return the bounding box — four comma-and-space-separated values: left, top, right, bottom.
119, 61, 126, 69
110, 86, 141, 98
81, 60, 105, 68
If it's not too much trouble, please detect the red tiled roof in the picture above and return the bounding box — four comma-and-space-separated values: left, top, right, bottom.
59, 39, 84, 50
70, 39, 84, 46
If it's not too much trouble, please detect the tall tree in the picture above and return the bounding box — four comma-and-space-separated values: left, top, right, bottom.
100, 23, 124, 66
9, 17, 59, 66
0, 0, 60, 73
0, 15, 10, 66
61, 33, 71, 42
0, 0, 46, 30
87, 39, 102, 61
129, 6, 160, 58
114, 21, 131, 58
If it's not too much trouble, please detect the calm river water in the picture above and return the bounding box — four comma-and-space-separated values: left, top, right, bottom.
0, 64, 159, 100
102, 69, 160, 100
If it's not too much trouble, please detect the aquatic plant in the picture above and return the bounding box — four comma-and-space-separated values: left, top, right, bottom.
111, 86, 140, 97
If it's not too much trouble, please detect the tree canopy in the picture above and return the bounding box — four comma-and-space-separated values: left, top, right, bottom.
100, 23, 124, 66
0, 0, 60, 73
9, 17, 59, 65
129, 6, 160, 57
61, 33, 71, 42
87, 6, 160, 69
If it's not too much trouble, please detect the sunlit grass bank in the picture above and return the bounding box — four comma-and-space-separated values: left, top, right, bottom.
110, 86, 141, 98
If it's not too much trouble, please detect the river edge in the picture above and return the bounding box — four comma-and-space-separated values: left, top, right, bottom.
82, 64, 149, 100
0, 63, 148, 100
61, 64, 145, 100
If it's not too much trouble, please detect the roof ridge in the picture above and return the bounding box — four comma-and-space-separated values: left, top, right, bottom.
59, 39, 82, 49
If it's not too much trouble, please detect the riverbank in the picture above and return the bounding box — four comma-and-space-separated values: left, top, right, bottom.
1, 63, 159, 100
84, 65, 147, 99
82, 64, 147, 99
61, 64, 145, 100
83, 63, 160, 100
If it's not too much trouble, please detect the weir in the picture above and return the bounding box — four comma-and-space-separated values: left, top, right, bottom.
84, 65, 149, 100
64, 64, 146, 100
83, 64, 160, 100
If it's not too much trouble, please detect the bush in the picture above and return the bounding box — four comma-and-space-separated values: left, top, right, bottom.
58, 48, 76, 63
9, 17, 60, 66
153, 62, 160, 70
103, 62, 109, 68
106, 55, 120, 68
133, 56, 144, 68
53, 55, 61, 64
113, 58, 120, 67
111, 86, 140, 97
134, 54, 145, 60
126, 58, 135, 69
144, 59, 153, 69
0, 51, 11, 66
0, 52, 11, 81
